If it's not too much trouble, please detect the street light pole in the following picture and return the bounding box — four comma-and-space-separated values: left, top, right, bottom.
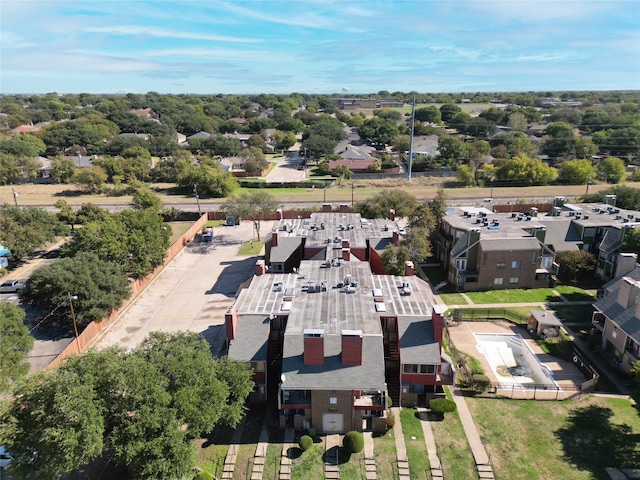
193, 184, 202, 217
68, 294, 80, 354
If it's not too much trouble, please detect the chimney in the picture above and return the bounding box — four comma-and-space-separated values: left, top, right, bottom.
339, 204, 349, 213
389, 209, 396, 221
225, 306, 238, 341
272, 231, 279, 247
277, 208, 283, 220
393, 230, 399, 245
605, 194, 617, 207
342, 248, 350, 261
614, 253, 638, 279
342, 330, 363, 366
303, 329, 324, 366
468, 228, 480, 246
404, 260, 415, 276
255, 259, 266, 275
432, 305, 446, 344
322, 204, 332, 212
617, 277, 640, 309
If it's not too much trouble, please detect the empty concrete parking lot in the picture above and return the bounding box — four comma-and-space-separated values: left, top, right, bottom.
92, 220, 275, 355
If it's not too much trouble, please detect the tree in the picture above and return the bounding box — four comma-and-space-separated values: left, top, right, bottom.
414, 106, 441, 124
0, 134, 46, 158
53, 199, 78, 230
556, 250, 596, 283
0, 153, 20, 185
357, 117, 399, 146
21, 252, 131, 326
273, 130, 297, 150
52, 156, 76, 183
0, 303, 34, 392
131, 186, 164, 211
622, 228, 640, 258
224, 191, 278, 241
1, 333, 253, 479
457, 164, 476, 186
73, 165, 108, 193
597, 157, 626, 184
177, 161, 238, 198
557, 159, 596, 185
438, 136, 468, 162
334, 164, 353, 180
506, 112, 528, 132
0, 205, 66, 260
439, 103, 461, 123
495, 155, 558, 186
354, 189, 418, 219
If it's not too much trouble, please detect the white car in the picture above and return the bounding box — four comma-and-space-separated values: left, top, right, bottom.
0, 280, 25, 293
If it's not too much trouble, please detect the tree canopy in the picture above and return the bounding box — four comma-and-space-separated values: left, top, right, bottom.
0, 303, 34, 392
495, 155, 558, 186
1, 332, 253, 480
354, 189, 418, 219
0, 205, 67, 260
224, 190, 278, 241
21, 252, 131, 326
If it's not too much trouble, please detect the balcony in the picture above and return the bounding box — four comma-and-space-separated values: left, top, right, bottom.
592, 312, 606, 332
281, 390, 311, 409
354, 391, 386, 410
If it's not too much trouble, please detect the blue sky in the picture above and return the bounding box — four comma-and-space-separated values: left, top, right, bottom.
1, 0, 639, 94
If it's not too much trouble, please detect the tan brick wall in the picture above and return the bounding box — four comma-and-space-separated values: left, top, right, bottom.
311, 390, 354, 433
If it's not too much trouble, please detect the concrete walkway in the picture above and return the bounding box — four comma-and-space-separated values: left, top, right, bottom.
324, 434, 340, 479
390, 407, 410, 479
363, 431, 377, 480
222, 416, 246, 480
250, 413, 271, 480
416, 407, 443, 480
279, 428, 295, 480
451, 388, 496, 480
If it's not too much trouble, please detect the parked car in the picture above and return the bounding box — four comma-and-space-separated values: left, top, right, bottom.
0, 445, 12, 468
0, 279, 25, 293
41, 248, 61, 259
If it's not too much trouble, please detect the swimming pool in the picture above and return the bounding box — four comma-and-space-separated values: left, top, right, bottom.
475, 333, 558, 389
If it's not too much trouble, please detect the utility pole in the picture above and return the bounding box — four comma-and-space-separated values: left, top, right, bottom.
68, 294, 80, 354
585, 176, 590, 195
193, 184, 202, 217
351, 182, 354, 207
11, 187, 18, 206
408, 94, 416, 182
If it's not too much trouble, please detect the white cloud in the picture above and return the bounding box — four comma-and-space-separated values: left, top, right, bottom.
85, 25, 261, 43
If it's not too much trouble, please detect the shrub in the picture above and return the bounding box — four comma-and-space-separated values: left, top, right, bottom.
465, 354, 484, 375
386, 412, 395, 428
194, 472, 213, 480
429, 398, 457, 414
343, 431, 364, 454
472, 374, 491, 392
299, 435, 313, 451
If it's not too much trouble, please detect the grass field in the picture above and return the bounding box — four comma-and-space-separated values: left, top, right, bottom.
167, 221, 194, 245
466, 395, 640, 480
373, 431, 397, 480
551, 304, 595, 326
464, 288, 563, 304
2, 181, 632, 209
438, 292, 468, 305
554, 285, 594, 302
399, 408, 431, 479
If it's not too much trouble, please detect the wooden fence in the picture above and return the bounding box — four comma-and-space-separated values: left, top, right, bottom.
48, 214, 207, 368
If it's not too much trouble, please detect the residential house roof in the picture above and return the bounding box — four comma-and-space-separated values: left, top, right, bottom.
187, 131, 212, 140
594, 273, 640, 344
227, 314, 270, 363
398, 317, 441, 364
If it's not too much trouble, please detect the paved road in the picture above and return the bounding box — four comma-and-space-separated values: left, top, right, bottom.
265, 152, 307, 183
92, 221, 275, 355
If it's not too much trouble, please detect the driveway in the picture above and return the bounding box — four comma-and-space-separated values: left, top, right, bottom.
92, 220, 275, 355
265, 152, 307, 183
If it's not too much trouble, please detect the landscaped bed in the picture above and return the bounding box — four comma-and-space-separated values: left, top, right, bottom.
466, 395, 640, 480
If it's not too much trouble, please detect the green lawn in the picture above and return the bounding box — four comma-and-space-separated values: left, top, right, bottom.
238, 238, 264, 255
464, 288, 562, 304
439, 293, 468, 305
167, 220, 194, 245
399, 408, 430, 479
373, 431, 397, 480
466, 395, 640, 480
551, 304, 595, 326
554, 285, 594, 302
291, 444, 325, 480
430, 388, 477, 480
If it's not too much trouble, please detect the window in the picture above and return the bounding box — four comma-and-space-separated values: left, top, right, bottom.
482, 253, 487, 265
403, 364, 435, 374
509, 277, 519, 284
330, 397, 338, 404
532, 252, 538, 264
419, 365, 435, 374
403, 364, 418, 374
456, 259, 467, 271
511, 260, 521, 269
584, 227, 595, 237
494, 277, 504, 285
254, 361, 265, 372
540, 256, 553, 269
496, 262, 505, 269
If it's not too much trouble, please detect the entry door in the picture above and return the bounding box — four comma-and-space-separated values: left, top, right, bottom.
322, 413, 344, 433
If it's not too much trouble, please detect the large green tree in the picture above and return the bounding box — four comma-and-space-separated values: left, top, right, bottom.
558, 159, 596, 185
0, 332, 253, 480
622, 228, 640, 258
495, 155, 558, 186
597, 156, 626, 184
177, 160, 238, 198
224, 191, 278, 241
0, 205, 67, 259
555, 250, 596, 283
0, 303, 34, 392
0, 134, 46, 157
21, 252, 131, 326
354, 189, 418, 219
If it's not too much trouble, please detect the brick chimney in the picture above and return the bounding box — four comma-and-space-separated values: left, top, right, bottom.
322, 204, 332, 212
404, 260, 415, 276
342, 329, 363, 366
303, 329, 324, 366
389, 209, 396, 221
617, 277, 640, 309
271, 231, 279, 247
277, 208, 283, 220
225, 306, 238, 341
432, 305, 446, 344
393, 230, 399, 245
339, 204, 349, 213
342, 248, 350, 261
255, 259, 266, 275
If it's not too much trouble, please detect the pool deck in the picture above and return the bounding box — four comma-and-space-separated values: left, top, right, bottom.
447, 321, 586, 391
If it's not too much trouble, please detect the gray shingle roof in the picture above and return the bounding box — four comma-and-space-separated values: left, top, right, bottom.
594, 273, 640, 344
280, 334, 385, 390
227, 314, 270, 362
269, 236, 302, 263
397, 316, 441, 364
479, 237, 541, 252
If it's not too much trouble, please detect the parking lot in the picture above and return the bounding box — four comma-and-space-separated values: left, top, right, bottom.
92, 220, 275, 355
265, 152, 307, 183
